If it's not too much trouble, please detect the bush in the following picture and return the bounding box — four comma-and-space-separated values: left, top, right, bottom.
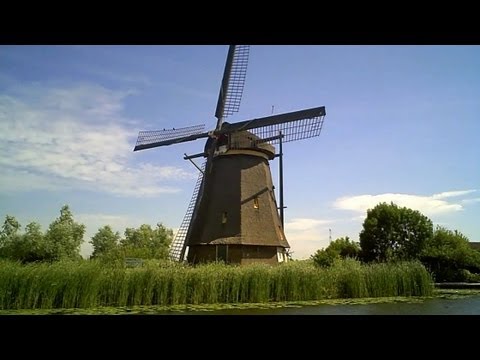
420, 227, 480, 282
311, 237, 360, 268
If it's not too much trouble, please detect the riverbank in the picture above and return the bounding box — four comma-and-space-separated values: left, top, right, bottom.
435, 282, 480, 289
1, 289, 478, 315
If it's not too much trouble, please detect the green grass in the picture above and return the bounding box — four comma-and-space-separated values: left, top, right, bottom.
0, 258, 433, 310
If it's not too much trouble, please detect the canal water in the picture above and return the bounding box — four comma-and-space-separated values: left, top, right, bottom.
2, 291, 479, 315
187, 295, 480, 315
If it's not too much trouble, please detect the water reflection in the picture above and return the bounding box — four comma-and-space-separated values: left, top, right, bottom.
193, 296, 480, 315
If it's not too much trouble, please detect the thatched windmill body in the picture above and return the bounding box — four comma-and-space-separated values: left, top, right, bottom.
134, 46, 326, 265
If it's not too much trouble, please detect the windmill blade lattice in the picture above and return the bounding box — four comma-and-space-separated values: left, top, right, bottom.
223, 106, 326, 146
250, 113, 326, 145
169, 161, 206, 262
215, 45, 250, 124
134, 124, 208, 151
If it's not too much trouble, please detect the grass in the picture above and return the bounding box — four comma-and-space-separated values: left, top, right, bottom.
0, 258, 433, 310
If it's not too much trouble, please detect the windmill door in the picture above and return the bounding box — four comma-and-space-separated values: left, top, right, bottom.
216, 245, 228, 263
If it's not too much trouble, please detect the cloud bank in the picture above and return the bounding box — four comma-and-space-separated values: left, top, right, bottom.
0, 83, 194, 197
334, 190, 477, 216
284, 218, 333, 259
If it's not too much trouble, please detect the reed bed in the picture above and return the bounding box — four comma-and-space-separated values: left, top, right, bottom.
0, 259, 433, 310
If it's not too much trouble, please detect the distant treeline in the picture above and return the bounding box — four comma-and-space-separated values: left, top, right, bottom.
0, 205, 172, 263
311, 202, 480, 283
2, 202, 479, 284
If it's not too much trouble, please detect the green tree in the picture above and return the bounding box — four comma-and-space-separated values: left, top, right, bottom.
120, 223, 173, 260
328, 237, 361, 258
21, 222, 47, 262
420, 226, 480, 282
311, 248, 337, 268
359, 202, 433, 262
311, 236, 361, 267
0, 215, 22, 258
90, 225, 120, 259
0, 217, 48, 262
44, 205, 85, 261
1, 215, 21, 238
9, 222, 46, 262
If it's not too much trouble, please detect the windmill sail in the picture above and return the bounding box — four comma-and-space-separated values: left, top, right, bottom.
134, 124, 208, 151
221, 106, 326, 146
215, 45, 250, 129
168, 161, 206, 262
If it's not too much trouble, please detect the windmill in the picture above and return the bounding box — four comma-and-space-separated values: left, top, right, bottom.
134, 45, 326, 265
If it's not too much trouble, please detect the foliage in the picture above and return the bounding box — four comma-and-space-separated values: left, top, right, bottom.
1, 215, 21, 239
0, 217, 48, 263
0, 259, 433, 309
311, 249, 338, 268
360, 202, 433, 262
119, 223, 173, 260
9, 222, 47, 263
44, 205, 85, 261
90, 226, 121, 259
0, 216, 22, 258
420, 226, 480, 282
328, 237, 361, 258
0, 206, 176, 264
311, 237, 361, 268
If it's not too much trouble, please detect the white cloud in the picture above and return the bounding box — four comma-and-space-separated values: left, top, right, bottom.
432, 190, 477, 199
334, 189, 478, 217
284, 218, 333, 259
0, 84, 196, 197
285, 218, 331, 231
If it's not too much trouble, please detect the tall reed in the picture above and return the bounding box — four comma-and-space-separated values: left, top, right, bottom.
0, 258, 433, 309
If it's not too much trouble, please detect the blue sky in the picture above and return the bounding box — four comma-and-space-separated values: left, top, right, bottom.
1, 45, 479, 259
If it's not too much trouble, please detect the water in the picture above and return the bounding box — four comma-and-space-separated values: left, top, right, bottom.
188, 295, 480, 315
2, 292, 479, 315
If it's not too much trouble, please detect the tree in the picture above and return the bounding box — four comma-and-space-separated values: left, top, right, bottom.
44, 205, 85, 261
120, 223, 173, 260
21, 222, 47, 262
311, 236, 361, 267
1, 215, 21, 238
8, 222, 46, 262
0, 215, 22, 258
0, 217, 48, 262
311, 248, 337, 268
359, 202, 433, 262
420, 226, 480, 282
328, 237, 361, 258
90, 225, 120, 259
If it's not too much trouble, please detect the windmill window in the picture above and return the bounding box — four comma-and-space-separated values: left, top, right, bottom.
222, 212, 228, 224
253, 196, 259, 209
